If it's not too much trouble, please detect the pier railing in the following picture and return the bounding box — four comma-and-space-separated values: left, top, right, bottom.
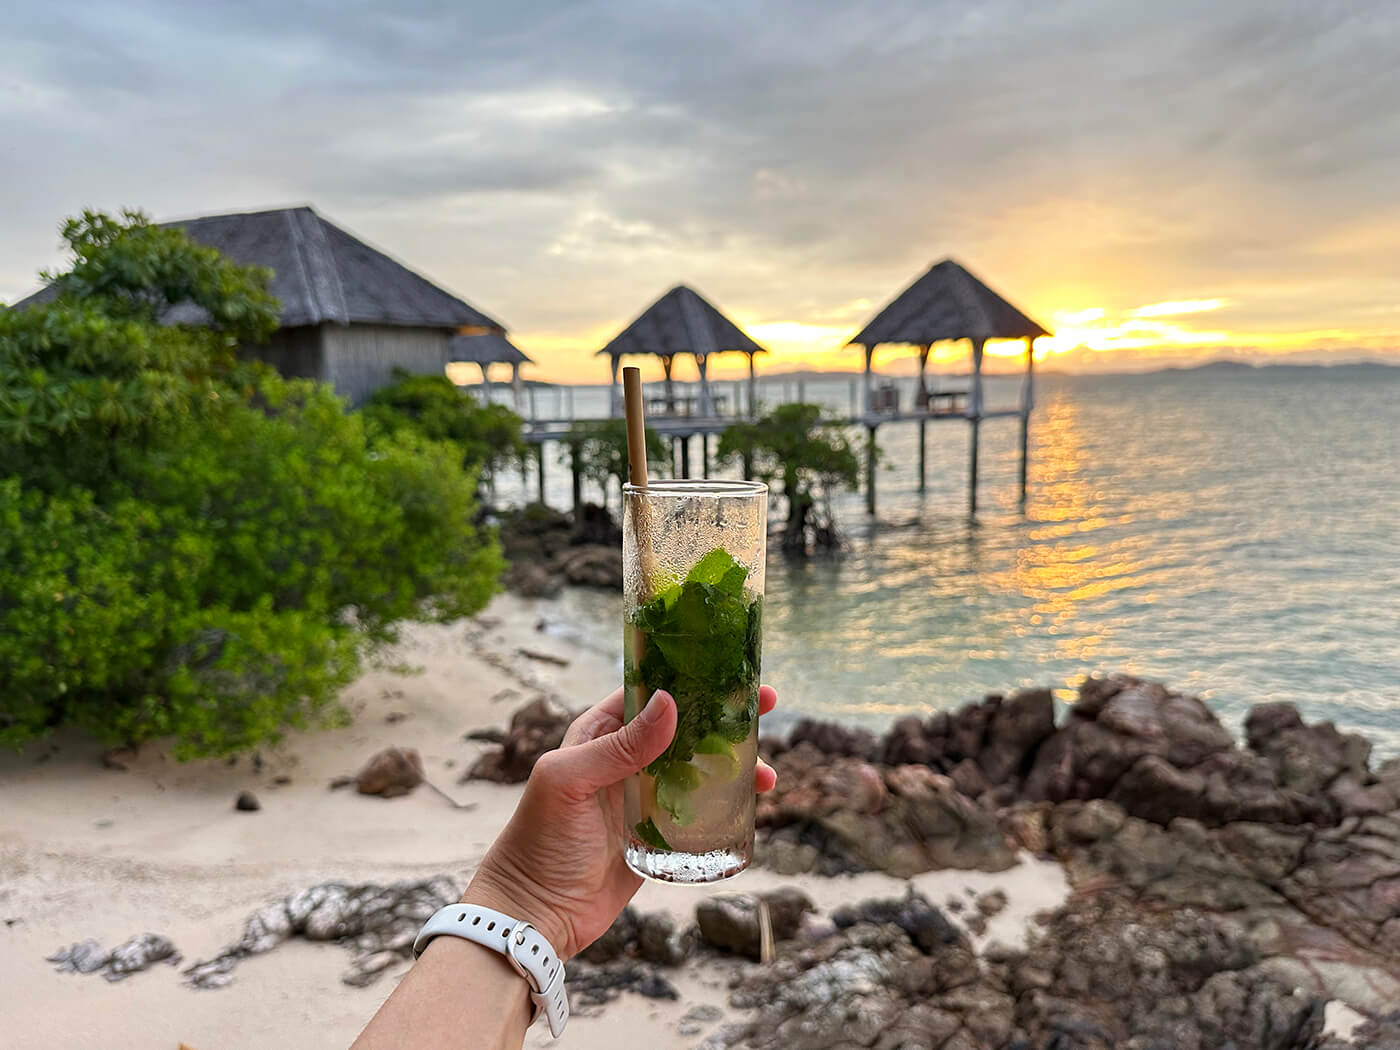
479, 375, 1033, 515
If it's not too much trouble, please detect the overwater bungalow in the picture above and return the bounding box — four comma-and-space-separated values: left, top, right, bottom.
597, 285, 768, 419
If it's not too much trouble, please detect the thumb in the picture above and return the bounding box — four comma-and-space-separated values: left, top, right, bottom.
551, 690, 676, 797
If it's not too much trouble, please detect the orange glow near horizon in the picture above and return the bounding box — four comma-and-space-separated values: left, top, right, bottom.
497, 295, 1398, 385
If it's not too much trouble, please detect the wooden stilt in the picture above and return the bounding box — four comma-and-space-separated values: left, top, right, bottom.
1020, 336, 1035, 504
696, 354, 712, 417
680, 434, 691, 478
570, 442, 582, 513
968, 337, 985, 517
701, 432, 710, 476
918, 419, 927, 493
865, 424, 878, 515
747, 352, 758, 418
536, 442, 546, 505
862, 346, 874, 420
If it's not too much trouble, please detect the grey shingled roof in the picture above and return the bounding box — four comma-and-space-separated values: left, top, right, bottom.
8, 206, 503, 331
449, 331, 532, 366
597, 285, 768, 359
850, 259, 1050, 347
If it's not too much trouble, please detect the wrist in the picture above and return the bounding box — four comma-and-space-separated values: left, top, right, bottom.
462, 863, 574, 962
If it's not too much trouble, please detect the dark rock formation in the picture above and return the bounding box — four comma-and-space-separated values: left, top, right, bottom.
705, 889, 1341, 1050
353, 747, 425, 798
578, 906, 638, 964
1022, 675, 1391, 828
873, 689, 1057, 795
567, 959, 680, 1007
1044, 800, 1400, 1014
183, 877, 458, 989
755, 747, 1017, 877
502, 561, 562, 598
831, 891, 968, 955
696, 888, 813, 959
463, 697, 572, 784
577, 906, 697, 968
769, 675, 1397, 881
234, 790, 261, 812
636, 910, 696, 967
787, 718, 881, 761
737, 673, 1400, 1036
553, 545, 623, 589
48, 933, 181, 981
498, 503, 624, 593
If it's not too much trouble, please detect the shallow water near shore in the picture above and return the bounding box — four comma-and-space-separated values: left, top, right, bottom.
524, 365, 1400, 757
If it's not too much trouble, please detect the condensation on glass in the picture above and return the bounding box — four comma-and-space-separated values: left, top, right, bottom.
622, 479, 767, 883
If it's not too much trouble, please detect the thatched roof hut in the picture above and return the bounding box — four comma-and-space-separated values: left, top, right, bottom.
596, 285, 768, 417
449, 331, 532, 368
449, 331, 533, 408
851, 259, 1048, 349
850, 258, 1050, 417
11, 206, 504, 404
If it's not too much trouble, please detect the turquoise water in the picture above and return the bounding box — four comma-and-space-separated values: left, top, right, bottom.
515, 366, 1400, 756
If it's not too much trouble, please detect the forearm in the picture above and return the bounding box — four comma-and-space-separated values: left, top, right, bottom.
350, 936, 532, 1050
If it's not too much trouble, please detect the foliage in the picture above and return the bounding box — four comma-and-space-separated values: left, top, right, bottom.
360, 371, 527, 488
717, 403, 862, 554
0, 210, 502, 756
627, 548, 760, 828
0, 209, 278, 491
563, 417, 669, 508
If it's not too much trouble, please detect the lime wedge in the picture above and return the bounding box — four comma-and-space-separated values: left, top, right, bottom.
655, 763, 701, 826
690, 733, 739, 783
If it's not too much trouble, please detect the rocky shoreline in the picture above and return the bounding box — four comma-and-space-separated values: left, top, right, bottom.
469, 672, 1400, 1047
32, 667, 1399, 1048
496, 503, 625, 596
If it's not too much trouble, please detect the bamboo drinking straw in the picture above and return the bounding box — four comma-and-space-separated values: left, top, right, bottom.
623, 366, 649, 493
622, 367, 657, 746
622, 366, 656, 596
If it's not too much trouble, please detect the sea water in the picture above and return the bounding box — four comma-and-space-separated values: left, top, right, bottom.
498, 365, 1400, 756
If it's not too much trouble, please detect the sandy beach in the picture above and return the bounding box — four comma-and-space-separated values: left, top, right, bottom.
0, 593, 1064, 1050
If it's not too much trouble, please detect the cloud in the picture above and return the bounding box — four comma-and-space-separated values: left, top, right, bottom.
2, 0, 1398, 377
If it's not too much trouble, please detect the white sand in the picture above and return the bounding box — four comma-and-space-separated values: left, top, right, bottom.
0, 593, 1065, 1050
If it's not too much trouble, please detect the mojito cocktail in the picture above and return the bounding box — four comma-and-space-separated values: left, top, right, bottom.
622, 480, 767, 883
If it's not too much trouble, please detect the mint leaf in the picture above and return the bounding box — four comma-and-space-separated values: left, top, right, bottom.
687, 548, 741, 586
630, 548, 761, 793
634, 817, 673, 851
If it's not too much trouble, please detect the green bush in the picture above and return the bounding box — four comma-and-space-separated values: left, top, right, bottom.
361, 370, 527, 491
0, 211, 503, 756
717, 403, 861, 554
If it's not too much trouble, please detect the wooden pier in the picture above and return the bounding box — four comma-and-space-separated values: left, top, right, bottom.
510, 259, 1049, 518
515, 393, 1031, 518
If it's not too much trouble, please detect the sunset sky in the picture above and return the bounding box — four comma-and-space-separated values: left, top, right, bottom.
3, 1, 1398, 382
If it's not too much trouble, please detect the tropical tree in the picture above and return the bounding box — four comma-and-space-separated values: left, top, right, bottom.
717, 403, 861, 554
0, 210, 502, 756
563, 418, 669, 511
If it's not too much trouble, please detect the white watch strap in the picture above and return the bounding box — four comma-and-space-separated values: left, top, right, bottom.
413, 903, 569, 1038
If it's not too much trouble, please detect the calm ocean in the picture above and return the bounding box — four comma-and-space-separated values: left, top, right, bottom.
498, 365, 1400, 757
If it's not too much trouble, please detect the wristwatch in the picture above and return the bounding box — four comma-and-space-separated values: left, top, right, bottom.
413, 903, 569, 1037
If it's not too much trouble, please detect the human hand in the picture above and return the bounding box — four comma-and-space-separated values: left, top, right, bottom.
462, 684, 779, 961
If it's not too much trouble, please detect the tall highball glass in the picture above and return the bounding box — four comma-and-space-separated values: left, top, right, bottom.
621, 479, 767, 883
